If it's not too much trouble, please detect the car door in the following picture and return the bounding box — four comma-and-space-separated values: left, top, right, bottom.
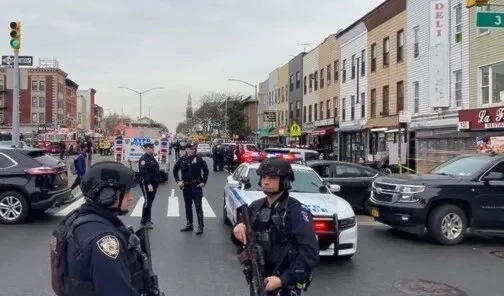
473, 161, 504, 229
225, 164, 245, 216
332, 163, 372, 209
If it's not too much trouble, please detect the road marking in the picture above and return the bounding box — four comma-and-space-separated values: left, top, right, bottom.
130, 196, 145, 217
54, 197, 85, 216
167, 189, 179, 217
202, 197, 216, 217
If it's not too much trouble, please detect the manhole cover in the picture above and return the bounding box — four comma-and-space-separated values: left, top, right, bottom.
490, 250, 504, 258
394, 279, 467, 296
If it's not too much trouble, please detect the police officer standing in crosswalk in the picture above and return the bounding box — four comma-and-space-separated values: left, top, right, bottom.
173, 141, 209, 235
138, 142, 160, 227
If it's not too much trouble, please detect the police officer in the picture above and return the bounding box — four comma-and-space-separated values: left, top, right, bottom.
231, 158, 320, 296
56, 161, 141, 295
212, 144, 225, 171
138, 142, 160, 226
173, 141, 209, 234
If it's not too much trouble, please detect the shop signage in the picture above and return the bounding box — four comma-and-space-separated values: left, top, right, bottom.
263, 111, 276, 122
458, 107, 504, 130
313, 118, 335, 127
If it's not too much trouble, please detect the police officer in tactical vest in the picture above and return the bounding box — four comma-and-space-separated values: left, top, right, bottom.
232, 158, 320, 296
173, 141, 209, 234
139, 142, 160, 226
50, 161, 144, 296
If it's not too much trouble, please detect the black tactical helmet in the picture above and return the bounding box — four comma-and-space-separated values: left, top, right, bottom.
256, 158, 295, 192
143, 142, 154, 149
185, 141, 197, 149
80, 161, 137, 207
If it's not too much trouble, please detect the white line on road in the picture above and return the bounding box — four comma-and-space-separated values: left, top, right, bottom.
54, 197, 85, 216
202, 197, 216, 217
167, 189, 179, 217
130, 196, 145, 217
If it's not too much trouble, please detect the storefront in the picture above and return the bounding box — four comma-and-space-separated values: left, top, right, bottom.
338, 123, 365, 163
365, 115, 401, 163
311, 118, 336, 157
301, 122, 315, 146
458, 106, 504, 153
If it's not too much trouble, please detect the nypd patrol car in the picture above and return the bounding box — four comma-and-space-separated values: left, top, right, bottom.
223, 162, 358, 259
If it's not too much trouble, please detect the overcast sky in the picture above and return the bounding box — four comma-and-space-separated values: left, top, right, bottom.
3, 0, 384, 131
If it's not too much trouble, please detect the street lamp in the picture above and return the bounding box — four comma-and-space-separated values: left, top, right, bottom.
118, 86, 164, 119
228, 78, 258, 143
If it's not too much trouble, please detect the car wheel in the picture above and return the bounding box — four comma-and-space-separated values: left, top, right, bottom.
0, 191, 29, 224
223, 193, 231, 225
427, 204, 467, 245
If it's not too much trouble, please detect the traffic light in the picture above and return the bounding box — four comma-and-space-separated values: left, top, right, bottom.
9, 21, 21, 50
465, 0, 489, 8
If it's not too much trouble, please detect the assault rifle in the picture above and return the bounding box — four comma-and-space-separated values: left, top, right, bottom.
236, 205, 266, 296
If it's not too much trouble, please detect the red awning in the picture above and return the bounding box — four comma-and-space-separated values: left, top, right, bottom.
310, 126, 334, 136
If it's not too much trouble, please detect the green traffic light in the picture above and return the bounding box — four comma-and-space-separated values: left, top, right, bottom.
10, 38, 19, 49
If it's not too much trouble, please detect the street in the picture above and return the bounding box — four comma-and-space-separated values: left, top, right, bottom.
0, 156, 503, 296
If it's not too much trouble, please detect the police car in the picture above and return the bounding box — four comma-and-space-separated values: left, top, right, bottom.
223, 161, 358, 259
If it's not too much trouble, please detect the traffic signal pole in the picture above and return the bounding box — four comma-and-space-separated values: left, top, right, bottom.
11, 50, 20, 147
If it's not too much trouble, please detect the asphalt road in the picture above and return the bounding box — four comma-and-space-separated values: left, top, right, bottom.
0, 156, 503, 296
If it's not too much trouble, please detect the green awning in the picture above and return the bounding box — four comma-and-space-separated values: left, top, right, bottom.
259, 127, 273, 137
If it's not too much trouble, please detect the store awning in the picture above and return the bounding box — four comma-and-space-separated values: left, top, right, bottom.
259, 127, 273, 137
268, 128, 279, 138
311, 126, 334, 136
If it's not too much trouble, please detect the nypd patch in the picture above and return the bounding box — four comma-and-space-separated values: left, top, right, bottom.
97, 235, 120, 259
301, 210, 310, 222
140, 160, 146, 166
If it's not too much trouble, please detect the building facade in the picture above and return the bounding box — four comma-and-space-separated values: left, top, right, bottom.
338, 21, 368, 162
266, 69, 279, 144
365, 0, 408, 166
288, 53, 304, 127
277, 63, 289, 144
302, 46, 320, 142
93, 104, 104, 132
76, 89, 97, 130
64, 78, 79, 128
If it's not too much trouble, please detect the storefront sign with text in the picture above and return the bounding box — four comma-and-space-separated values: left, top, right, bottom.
458, 107, 504, 130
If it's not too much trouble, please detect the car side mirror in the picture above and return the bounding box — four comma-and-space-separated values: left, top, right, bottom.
329, 184, 341, 193
240, 177, 251, 189
482, 171, 504, 182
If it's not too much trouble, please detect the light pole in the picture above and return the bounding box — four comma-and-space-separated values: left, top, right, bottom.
118, 86, 164, 119
228, 78, 258, 143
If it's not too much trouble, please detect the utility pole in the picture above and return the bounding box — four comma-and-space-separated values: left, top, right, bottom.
118, 86, 164, 119
10, 21, 22, 147
224, 97, 228, 137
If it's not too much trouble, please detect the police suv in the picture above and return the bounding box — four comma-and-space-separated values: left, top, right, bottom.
223, 161, 358, 259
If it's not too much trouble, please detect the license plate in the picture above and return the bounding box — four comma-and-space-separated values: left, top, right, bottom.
59, 172, 67, 181
371, 208, 379, 218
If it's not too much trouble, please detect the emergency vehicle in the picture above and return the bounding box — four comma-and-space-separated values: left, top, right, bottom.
35, 129, 78, 154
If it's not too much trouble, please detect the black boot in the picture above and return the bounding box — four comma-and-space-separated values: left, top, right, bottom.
180, 222, 193, 232
195, 211, 204, 235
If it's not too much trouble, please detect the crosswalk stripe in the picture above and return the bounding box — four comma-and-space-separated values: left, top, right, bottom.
54, 197, 85, 216
130, 196, 145, 217
202, 197, 216, 218
167, 189, 179, 217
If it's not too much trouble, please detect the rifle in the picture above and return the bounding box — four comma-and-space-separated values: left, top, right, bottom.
128, 225, 165, 296
236, 205, 266, 296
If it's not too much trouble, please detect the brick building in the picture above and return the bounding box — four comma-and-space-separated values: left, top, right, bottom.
64, 78, 79, 128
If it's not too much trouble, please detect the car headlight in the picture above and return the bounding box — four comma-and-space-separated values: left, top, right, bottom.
339, 216, 356, 229
397, 185, 425, 194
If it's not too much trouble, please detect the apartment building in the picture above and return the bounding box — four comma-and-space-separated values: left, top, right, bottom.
288, 53, 304, 127
315, 33, 341, 155
257, 79, 269, 138
64, 78, 79, 128
277, 63, 289, 144
407, 0, 470, 173
338, 20, 368, 162
365, 0, 408, 165
76, 89, 96, 130
266, 69, 279, 144
302, 45, 320, 144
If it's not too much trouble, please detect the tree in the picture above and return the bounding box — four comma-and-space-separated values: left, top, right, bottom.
176, 121, 188, 134
102, 113, 131, 135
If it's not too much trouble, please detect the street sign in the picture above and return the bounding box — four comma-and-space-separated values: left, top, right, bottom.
1, 55, 33, 66
476, 11, 504, 29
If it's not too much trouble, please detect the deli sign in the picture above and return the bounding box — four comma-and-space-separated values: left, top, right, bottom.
458, 107, 504, 130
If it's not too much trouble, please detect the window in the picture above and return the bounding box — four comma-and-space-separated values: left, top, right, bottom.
350, 95, 355, 121
413, 26, 419, 58
351, 55, 356, 79
396, 81, 404, 112
334, 60, 339, 81
320, 68, 324, 89
296, 100, 300, 118
414, 81, 420, 113
289, 75, 294, 91
397, 30, 404, 62
303, 106, 307, 123
371, 89, 376, 118
281, 86, 285, 102
454, 4, 462, 43
320, 103, 324, 120
383, 37, 390, 66
454, 70, 462, 107
361, 92, 365, 118
38, 97, 45, 108
308, 105, 312, 122
478, 7, 490, 35
39, 81, 45, 91
31, 80, 37, 91
0, 80, 3, 90
314, 71, 318, 91
370, 43, 377, 72
383, 85, 389, 115
333, 97, 338, 119
39, 113, 45, 123
31, 97, 37, 108
361, 49, 366, 76
296, 71, 301, 89
480, 61, 504, 105
326, 100, 331, 118
290, 103, 294, 120
31, 113, 37, 123
284, 110, 288, 125
309, 74, 313, 92
304, 76, 307, 94
342, 98, 346, 121
327, 64, 332, 85
342, 59, 347, 82
314, 103, 318, 121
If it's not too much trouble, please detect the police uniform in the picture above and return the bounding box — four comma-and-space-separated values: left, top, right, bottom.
50, 161, 144, 296
231, 158, 320, 296
172, 141, 209, 234
138, 142, 160, 225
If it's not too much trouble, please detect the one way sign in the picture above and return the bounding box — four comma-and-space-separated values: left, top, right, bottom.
1, 55, 33, 66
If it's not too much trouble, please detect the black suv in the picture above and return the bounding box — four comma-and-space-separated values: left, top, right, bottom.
0, 147, 71, 224
370, 154, 504, 245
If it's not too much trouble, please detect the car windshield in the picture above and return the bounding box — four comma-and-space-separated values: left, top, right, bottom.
245, 144, 260, 152
246, 168, 327, 194
430, 155, 495, 177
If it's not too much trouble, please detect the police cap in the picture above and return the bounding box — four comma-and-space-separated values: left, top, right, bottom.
185, 141, 197, 149
143, 142, 154, 149
256, 158, 295, 182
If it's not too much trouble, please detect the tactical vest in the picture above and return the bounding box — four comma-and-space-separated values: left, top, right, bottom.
50, 209, 144, 296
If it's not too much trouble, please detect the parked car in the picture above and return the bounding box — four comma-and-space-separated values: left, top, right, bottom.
263, 147, 319, 163
0, 147, 71, 224
307, 160, 383, 213
196, 143, 212, 157
370, 153, 504, 245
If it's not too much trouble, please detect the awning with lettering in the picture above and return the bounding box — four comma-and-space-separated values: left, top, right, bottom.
310, 126, 334, 136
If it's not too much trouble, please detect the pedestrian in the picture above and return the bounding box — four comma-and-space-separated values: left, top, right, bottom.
174, 140, 181, 161
69, 150, 86, 192
231, 158, 320, 296
58, 139, 66, 160
86, 138, 93, 168
173, 141, 209, 235
138, 142, 160, 227
50, 161, 142, 296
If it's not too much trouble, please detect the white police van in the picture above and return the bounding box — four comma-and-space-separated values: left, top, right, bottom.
223, 161, 358, 259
